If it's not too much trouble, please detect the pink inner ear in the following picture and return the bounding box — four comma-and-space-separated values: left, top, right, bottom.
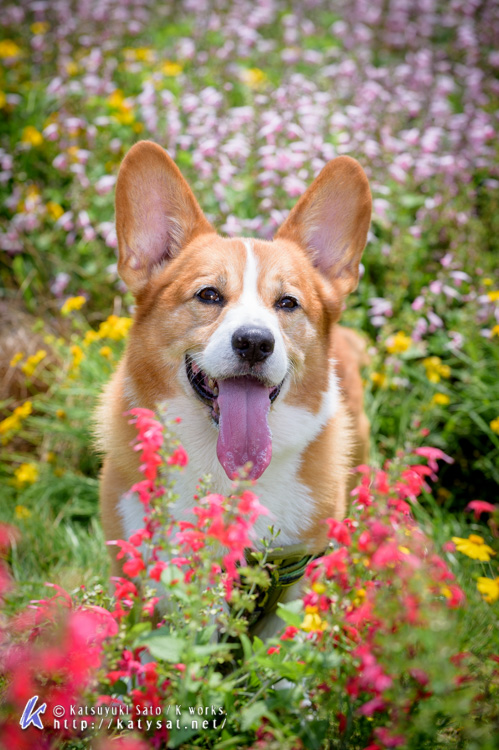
306, 198, 352, 275
128, 193, 181, 273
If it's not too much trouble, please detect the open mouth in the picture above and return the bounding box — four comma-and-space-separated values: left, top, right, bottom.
185, 355, 284, 481
185, 355, 282, 425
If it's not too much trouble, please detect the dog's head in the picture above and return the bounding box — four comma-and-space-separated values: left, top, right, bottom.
116, 141, 371, 481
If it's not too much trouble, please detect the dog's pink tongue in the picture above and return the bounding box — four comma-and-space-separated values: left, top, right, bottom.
216, 377, 272, 480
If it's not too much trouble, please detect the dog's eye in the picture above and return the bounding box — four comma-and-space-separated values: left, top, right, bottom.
196, 287, 223, 304
277, 295, 299, 310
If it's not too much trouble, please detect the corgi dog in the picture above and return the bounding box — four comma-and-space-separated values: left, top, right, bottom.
96, 140, 371, 633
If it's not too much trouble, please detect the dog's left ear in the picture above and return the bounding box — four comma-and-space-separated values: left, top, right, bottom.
275, 156, 372, 295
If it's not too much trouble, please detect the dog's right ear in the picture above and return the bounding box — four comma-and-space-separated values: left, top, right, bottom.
115, 141, 215, 294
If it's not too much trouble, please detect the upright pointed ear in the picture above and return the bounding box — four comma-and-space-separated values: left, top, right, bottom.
115, 140, 215, 294
275, 156, 372, 295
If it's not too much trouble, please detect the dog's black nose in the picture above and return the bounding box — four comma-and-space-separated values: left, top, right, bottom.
232, 326, 275, 365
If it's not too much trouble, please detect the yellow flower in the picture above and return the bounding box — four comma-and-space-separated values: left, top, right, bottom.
66, 145, 80, 162
483, 278, 493, 286
386, 331, 412, 354
431, 393, 450, 406
370, 371, 387, 388
30, 22, 50, 35
97, 315, 133, 341
15, 402, 33, 420
490, 417, 499, 435
61, 295, 86, 316
107, 89, 135, 123
124, 47, 154, 62
26, 185, 41, 201
160, 61, 183, 76
114, 109, 135, 125
423, 356, 451, 383
440, 586, 452, 599
311, 582, 326, 595
352, 587, 367, 606
70, 344, 85, 370
301, 606, 328, 632
15, 505, 32, 520
0, 415, 19, 436
0, 40, 22, 59
241, 68, 267, 88
21, 126, 43, 147
133, 122, 144, 134
477, 577, 499, 603
46, 201, 64, 220
0, 401, 33, 437
56, 409, 66, 419
46, 451, 56, 463
21, 350, 47, 376
65, 60, 79, 76
107, 89, 125, 108
99, 345, 113, 359
14, 462, 39, 486
487, 290, 499, 303
452, 534, 495, 562
0, 91, 6, 109
491, 325, 499, 338
9, 352, 24, 367
83, 329, 100, 346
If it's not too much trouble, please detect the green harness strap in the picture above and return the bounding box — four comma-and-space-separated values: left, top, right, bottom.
240, 544, 325, 629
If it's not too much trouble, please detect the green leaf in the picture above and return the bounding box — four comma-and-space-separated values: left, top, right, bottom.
138, 632, 185, 662
197, 624, 217, 645
239, 633, 253, 661
214, 735, 249, 749
300, 718, 329, 750
190, 643, 236, 658
276, 599, 303, 627
240, 701, 267, 731
167, 712, 199, 748
399, 193, 426, 209
127, 621, 152, 640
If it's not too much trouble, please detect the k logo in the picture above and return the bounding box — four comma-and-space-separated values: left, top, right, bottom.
19, 695, 46, 730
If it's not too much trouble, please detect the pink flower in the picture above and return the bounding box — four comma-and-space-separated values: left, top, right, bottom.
122, 557, 146, 577
466, 500, 497, 520
325, 518, 351, 546
97, 736, 150, 750
129, 528, 151, 546
149, 561, 168, 582
413, 446, 453, 473
358, 696, 386, 716
281, 626, 299, 640
0, 522, 20, 552
371, 543, 401, 569
374, 728, 406, 748
321, 547, 349, 577
409, 668, 429, 686
238, 490, 269, 521
109, 539, 142, 561
167, 445, 189, 467
95, 174, 117, 195
445, 584, 466, 609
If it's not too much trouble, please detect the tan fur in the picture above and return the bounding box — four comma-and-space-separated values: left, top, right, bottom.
96, 141, 372, 575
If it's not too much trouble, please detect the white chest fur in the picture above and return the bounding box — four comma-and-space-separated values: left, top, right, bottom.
118, 368, 339, 547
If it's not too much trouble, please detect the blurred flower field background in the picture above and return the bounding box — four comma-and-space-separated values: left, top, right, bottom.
0, 0, 499, 748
